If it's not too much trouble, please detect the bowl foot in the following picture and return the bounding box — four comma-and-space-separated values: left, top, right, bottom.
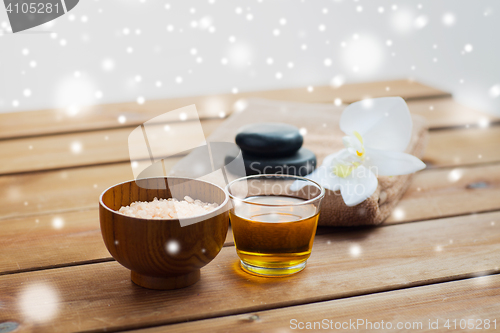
131, 270, 200, 290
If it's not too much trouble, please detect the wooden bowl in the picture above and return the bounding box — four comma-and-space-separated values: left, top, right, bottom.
99, 177, 229, 290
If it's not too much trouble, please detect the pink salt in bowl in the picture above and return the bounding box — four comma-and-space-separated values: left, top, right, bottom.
99, 177, 229, 290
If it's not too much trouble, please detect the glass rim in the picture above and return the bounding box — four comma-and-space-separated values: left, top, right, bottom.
225, 174, 325, 207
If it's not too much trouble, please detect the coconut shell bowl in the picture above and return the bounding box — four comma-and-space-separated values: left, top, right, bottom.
99, 177, 229, 290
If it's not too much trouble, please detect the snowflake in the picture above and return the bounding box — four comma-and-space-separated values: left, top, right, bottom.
70, 141, 82, 154
52, 217, 64, 229
489, 85, 500, 98
330, 75, 345, 88
414, 15, 428, 29
101, 58, 115, 72
442, 13, 455, 26
166, 240, 180, 255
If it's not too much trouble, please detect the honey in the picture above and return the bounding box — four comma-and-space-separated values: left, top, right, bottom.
230, 195, 319, 276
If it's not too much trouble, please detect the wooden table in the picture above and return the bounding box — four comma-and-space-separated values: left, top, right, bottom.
1, 80, 499, 333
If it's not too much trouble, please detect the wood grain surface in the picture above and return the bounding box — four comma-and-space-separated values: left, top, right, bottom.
0, 80, 449, 140
386, 162, 500, 223
0, 210, 106, 275
1, 114, 498, 176
0, 163, 135, 221
153, 274, 500, 333
0, 119, 222, 175
1, 153, 499, 222
1, 161, 499, 275
1, 81, 498, 333
425, 126, 500, 167
407, 97, 498, 129
1, 211, 498, 332
0, 208, 234, 275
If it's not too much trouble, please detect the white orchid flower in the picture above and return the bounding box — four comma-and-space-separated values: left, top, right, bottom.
296, 97, 426, 207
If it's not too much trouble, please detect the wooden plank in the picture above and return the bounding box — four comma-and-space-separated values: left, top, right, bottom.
2, 158, 500, 223
0, 209, 233, 274
241, 79, 449, 105
0, 155, 233, 275
0, 147, 498, 275
0, 211, 499, 332
386, 162, 500, 223
1, 161, 498, 274
0, 163, 134, 221
157, 274, 500, 333
407, 97, 498, 129
0, 210, 110, 274
424, 126, 500, 167
0, 80, 448, 140
2, 116, 499, 176
0, 119, 223, 175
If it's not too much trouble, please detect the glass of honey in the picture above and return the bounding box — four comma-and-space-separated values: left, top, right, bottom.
226, 174, 325, 277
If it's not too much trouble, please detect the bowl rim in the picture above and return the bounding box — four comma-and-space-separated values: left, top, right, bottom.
99, 177, 229, 221
225, 173, 325, 207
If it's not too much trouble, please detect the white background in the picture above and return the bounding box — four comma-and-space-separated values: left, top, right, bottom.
0, 0, 499, 116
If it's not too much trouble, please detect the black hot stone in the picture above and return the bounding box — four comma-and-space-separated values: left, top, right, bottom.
235, 123, 303, 157
225, 147, 317, 177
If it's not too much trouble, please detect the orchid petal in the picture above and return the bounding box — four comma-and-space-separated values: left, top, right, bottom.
321, 150, 344, 168
289, 165, 341, 192
365, 148, 426, 176
338, 166, 378, 206
323, 149, 361, 168
308, 165, 342, 191
340, 97, 412, 152
291, 151, 349, 192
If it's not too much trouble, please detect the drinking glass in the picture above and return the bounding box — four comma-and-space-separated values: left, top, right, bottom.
226, 174, 325, 277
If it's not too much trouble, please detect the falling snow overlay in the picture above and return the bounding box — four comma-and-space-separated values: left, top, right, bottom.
0, 0, 498, 115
